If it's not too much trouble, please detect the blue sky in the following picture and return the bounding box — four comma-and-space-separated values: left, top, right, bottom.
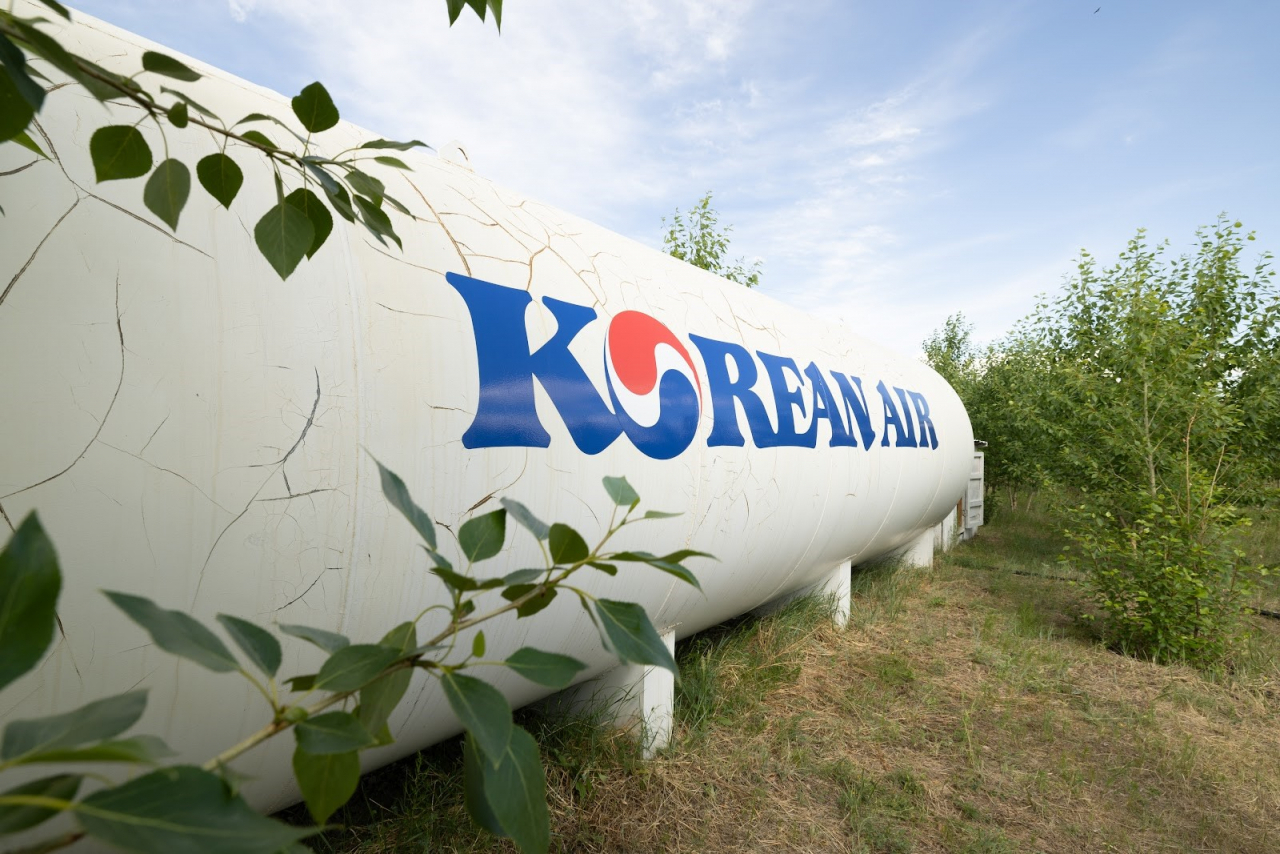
67, 0, 1280, 355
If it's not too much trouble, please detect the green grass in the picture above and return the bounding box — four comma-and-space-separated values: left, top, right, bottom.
1242, 506, 1280, 613
303, 496, 1280, 853
675, 593, 834, 742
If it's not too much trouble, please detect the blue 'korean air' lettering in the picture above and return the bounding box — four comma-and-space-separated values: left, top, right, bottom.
447, 272, 621, 454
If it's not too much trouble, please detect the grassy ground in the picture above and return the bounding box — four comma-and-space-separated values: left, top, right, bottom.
305, 503, 1280, 853
1242, 505, 1280, 614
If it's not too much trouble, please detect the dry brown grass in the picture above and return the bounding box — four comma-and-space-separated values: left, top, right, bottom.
319, 510, 1280, 854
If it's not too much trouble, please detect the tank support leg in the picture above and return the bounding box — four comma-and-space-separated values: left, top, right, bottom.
901, 526, 935, 568
816, 559, 852, 629
538, 628, 677, 758
751, 560, 852, 628
933, 506, 960, 553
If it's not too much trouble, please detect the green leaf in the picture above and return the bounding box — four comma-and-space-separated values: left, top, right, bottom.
284, 187, 333, 259
460, 509, 506, 563
89, 125, 153, 182
357, 623, 416, 741
160, 86, 216, 118
502, 583, 535, 602
500, 583, 557, 619
501, 568, 544, 585
499, 499, 550, 540
587, 561, 618, 576
0, 774, 81, 834
254, 201, 314, 280
302, 159, 352, 215
293, 748, 359, 826
285, 674, 316, 692
279, 623, 349, 654
143, 158, 190, 231
104, 591, 238, 672
642, 510, 682, 520
602, 475, 640, 507
216, 615, 282, 678
359, 138, 429, 151
166, 100, 189, 128
0, 33, 44, 116
609, 551, 703, 591
594, 599, 677, 675
370, 456, 436, 549
410, 642, 446, 656
0, 513, 60, 692
462, 733, 505, 837
291, 81, 339, 133
516, 593, 557, 619
14, 735, 175, 766
378, 620, 418, 656
425, 547, 453, 570
10, 129, 47, 158
548, 523, 589, 564
432, 564, 480, 592
482, 726, 548, 853
0, 77, 34, 144
373, 155, 411, 170
240, 129, 277, 150
318, 175, 356, 222
505, 647, 587, 689
659, 548, 714, 563
197, 152, 244, 209
34, 0, 72, 19
472, 630, 486, 659
141, 50, 201, 82
345, 170, 385, 206
382, 192, 414, 218
216, 765, 256, 797
294, 711, 375, 755
450, 0, 499, 26
440, 672, 511, 765
78, 765, 312, 854
77, 58, 143, 102
7, 19, 81, 85
236, 112, 277, 126
314, 644, 401, 693
235, 111, 309, 145
2, 690, 146, 762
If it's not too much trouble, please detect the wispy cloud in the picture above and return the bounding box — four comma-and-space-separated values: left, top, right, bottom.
214, 1, 1010, 351
75, 0, 1277, 356
226, 0, 256, 23
223, 1, 766, 231
733, 27, 1007, 327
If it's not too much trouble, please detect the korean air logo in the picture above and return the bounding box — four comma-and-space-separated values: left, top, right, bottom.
446, 272, 941, 460
604, 312, 702, 460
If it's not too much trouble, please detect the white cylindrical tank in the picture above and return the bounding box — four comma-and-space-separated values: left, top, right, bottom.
0, 6, 972, 813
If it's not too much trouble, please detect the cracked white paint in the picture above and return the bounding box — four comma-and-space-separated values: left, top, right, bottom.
0, 2, 972, 819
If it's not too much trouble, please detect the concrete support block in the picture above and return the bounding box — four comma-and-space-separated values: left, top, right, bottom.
816, 559, 852, 629
751, 560, 851, 629
541, 628, 677, 758
933, 506, 959, 553
901, 526, 935, 569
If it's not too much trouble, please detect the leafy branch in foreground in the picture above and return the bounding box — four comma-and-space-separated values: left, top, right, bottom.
0, 0, 499, 277
0, 464, 707, 854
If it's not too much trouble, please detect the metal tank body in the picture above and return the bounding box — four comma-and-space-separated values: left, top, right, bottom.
0, 7, 973, 813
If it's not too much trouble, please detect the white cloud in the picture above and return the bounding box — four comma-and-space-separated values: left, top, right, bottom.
227, 0, 256, 23
66, 0, 1280, 358
623, 0, 752, 87
224, 0, 736, 228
